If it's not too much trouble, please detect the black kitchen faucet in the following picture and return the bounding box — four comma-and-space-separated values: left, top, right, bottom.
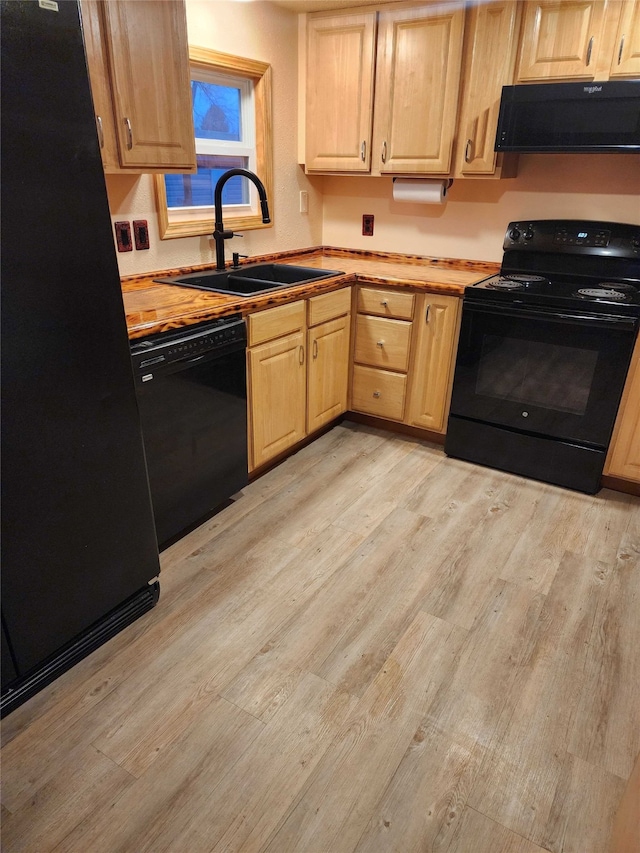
213, 168, 271, 270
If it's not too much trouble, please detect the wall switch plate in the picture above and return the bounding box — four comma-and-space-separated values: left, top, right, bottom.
299, 191, 309, 214
362, 214, 374, 236
114, 221, 132, 252
133, 220, 150, 250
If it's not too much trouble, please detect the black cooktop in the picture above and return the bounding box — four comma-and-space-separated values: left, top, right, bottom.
468, 220, 640, 316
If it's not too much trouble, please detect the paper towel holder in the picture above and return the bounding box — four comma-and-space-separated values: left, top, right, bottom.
392, 177, 454, 192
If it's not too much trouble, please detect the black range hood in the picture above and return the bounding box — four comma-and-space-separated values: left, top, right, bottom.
495, 79, 640, 154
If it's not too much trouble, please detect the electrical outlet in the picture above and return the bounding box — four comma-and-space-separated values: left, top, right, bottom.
362, 214, 374, 236
299, 191, 309, 214
133, 220, 150, 250
114, 221, 132, 252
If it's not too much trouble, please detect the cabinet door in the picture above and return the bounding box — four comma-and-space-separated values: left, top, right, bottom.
372, 3, 465, 175
605, 333, 640, 483
305, 12, 377, 172
608, 0, 640, 78
249, 331, 306, 470
307, 314, 351, 433
406, 294, 461, 433
81, 0, 120, 171
100, 0, 195, 170
517, 0, 607, 81
456, 1, 521, 176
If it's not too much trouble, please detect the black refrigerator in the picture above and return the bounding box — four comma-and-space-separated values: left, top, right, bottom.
1, 0, 161, 715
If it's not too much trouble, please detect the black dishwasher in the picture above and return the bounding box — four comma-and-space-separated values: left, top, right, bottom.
131, 315, 247, 548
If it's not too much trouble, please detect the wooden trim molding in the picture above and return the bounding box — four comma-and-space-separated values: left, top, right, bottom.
154, 48, 274, 240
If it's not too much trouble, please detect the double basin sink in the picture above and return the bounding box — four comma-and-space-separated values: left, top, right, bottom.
155, 263, 344, 297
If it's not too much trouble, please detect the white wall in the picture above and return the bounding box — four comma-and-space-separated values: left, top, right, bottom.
322, 153, 640, 263
108, 0, 323, 277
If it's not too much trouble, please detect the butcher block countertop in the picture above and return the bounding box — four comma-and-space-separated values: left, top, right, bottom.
122, 247, 499, 339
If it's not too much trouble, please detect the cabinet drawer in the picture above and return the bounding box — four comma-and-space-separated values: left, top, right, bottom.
249, 300, 306, 346
308, 287, 351, 327
357, 286, 414, 320
354, 315, 411, 372
352, 364, 406, 421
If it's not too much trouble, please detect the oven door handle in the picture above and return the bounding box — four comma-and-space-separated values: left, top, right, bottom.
465, 301, 639, 332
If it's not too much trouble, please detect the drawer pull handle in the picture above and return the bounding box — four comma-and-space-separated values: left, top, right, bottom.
96, 115, 104, 149
299, 345, 305, 365
313, 339, 318, 359
618, 34, 625, 65
380, 299, 389, 307
361, 140, 366, 162
425, 304, 431, 323
376, 340, 385, 348
373, 390, 381, 398
586, 36, 594, 66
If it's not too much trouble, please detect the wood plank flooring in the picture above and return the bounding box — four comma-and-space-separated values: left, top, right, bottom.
2, 422, 639, 853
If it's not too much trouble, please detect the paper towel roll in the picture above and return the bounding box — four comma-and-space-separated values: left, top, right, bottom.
392, 178, 448, 205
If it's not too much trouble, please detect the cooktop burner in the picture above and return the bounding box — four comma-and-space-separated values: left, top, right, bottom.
486, 274, 550, 291
575, 287, 631, 301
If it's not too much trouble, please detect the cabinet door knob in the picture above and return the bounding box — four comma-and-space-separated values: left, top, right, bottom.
586, 36, 594, 66
124, 117, 133, 149
373, 390, 381, 398
380, 299, 389, 306
376, 340, 385, 348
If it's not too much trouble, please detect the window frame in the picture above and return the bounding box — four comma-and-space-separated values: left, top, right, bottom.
154, 47, 273, 240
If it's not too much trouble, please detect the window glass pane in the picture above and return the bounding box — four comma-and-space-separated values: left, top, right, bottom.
191, 80, 242, 142
165, 155, 249, 208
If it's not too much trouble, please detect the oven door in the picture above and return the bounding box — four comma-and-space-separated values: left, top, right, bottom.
448, 300, 637, 448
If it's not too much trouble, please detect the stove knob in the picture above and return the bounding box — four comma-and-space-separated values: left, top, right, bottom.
523, 227, 534, 241
508, 227, 521, 241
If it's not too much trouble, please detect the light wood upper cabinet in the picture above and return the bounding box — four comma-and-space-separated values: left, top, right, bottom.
514, 0, 640, 81
608, 0, 640, 78
405, 293, 461, 433
372, 3, 465, 175
305, 3, 465, 176
81, 0, 196, 173
305, 12, 377, 172
604, 332, 640, 484
454, 1, 522, 176
517, 0, 607, 80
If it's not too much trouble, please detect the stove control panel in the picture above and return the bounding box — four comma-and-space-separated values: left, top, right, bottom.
553, 227, 610, 247
503, 220, 640, 258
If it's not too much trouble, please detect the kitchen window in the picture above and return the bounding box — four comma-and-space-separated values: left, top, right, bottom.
154, 48, 273, 239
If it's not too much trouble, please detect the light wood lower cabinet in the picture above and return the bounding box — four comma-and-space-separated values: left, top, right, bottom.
352, 364, 407, 421
605, 332, 640, 483
307, 315, 351, 433
248, 290, 351, 471
249, 330, 306, 470
405, 293, 461, 433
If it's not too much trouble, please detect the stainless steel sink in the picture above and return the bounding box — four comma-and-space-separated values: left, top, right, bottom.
154, 264, 344, 297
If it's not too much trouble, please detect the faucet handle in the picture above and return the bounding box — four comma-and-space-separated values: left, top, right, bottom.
232, 252, 248, 268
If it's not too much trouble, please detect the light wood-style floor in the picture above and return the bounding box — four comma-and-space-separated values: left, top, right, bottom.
2, 422, 639, 853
